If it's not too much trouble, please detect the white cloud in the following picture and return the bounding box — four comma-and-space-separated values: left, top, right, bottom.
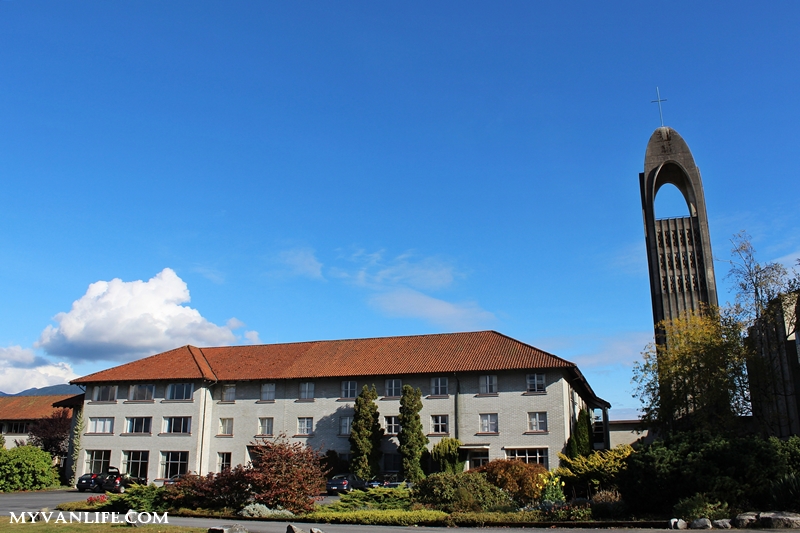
370, 289, 495, 330
775, 250, 800, 270
0, 346, 77, 395
36, 268, 241, 362
332, 249, 456, 290
192, 266, 226, 284
244, 330, 262, 344
278, 248, 324, 279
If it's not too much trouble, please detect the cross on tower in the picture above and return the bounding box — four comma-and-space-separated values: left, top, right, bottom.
651, 87, 667, 127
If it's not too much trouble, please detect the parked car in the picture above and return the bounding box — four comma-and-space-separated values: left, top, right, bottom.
326, 473, 366, 494
100, 471, 146, 494
76, 473, 101, 492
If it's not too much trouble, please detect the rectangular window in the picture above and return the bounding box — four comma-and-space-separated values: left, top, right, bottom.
258, 417, 273, 436
479, 413, 499, 433
260, 383, 276, 401
161, 451, 189, 479
469, 451, 490, 469
431, 377, 449, 396
526, 373, 546, 393
299, 382, 314, 400
218, 452, 232, 472
86, 450, 111, 474
126, 417, 152, 434
222, 384, 236, 402
297, 417, 313, 435
385, 379, 402, 397
341, 381, 358, 399
528, 412, 548, 432
123, 450, 149, 480
506, 448, 549, 466
219, 418, 234, 436
129, 384, 155, 401
88, 417, 114, 434
431, 414, 449, 434
167, 383, 193, 400
385, 415, 400, 435
339, 416, 353, 435
5, 422, 29, 434
93, 385, 117, 402
164, 417, 191, 434
479, 375, 497, 394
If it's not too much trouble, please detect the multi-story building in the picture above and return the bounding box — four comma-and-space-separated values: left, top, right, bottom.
0, 394, 77, 449
71, 330, 610, 483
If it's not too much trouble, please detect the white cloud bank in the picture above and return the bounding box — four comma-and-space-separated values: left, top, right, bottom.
36, 268, 258, 362
370, 288, 495, 331
0, 346, 77, 395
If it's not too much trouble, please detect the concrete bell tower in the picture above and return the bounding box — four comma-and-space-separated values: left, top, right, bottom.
640, 126, 719, 330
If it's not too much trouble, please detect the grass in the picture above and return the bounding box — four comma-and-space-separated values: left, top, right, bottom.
0, 523, 205, 533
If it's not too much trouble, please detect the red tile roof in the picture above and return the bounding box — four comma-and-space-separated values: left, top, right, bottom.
0, 395, 75, 421
71, 331, 609, 407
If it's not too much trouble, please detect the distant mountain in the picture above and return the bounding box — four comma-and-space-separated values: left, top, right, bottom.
0, 384, 83, 397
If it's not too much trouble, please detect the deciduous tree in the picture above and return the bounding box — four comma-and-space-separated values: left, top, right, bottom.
28, 408, 71, 456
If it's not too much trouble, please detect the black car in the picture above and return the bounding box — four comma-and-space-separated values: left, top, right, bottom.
76, 473, 101, 492
326, 473, 366, 494
100, 471, 146, 494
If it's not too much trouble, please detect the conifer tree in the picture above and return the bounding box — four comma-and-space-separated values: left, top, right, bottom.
398, 384, 427, 482
349, 384, 384, 479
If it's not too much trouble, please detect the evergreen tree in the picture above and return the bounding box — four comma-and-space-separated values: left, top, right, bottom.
398, 384, 427, 482
563, 408, 593, 459
431, 437, 463, 473
349, 384, 384, 479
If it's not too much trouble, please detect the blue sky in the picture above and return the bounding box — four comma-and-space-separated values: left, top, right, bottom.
1, 2, 798, 418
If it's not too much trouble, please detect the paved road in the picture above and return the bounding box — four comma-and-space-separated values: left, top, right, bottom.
0, 489, 90, 514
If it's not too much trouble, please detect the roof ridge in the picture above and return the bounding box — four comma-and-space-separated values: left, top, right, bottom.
488, 330, 577, 367
187, 345, 218, 382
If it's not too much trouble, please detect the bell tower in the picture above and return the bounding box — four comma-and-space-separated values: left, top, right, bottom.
640, 126, 719, 329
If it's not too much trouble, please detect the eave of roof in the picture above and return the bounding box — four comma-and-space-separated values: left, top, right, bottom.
0, 395, 75, 420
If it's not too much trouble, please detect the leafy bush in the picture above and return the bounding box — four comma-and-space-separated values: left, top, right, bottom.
118, 483, 167, 512
162, 465, 256, 511
540, 473, 565, 503
322, 486, 411, 511
590, 489, 627, 519
556, 444, 633, 497
412, 471, 513, 512
538, 501, 593, 521
305, 509, 447, 526
770, 473, 800, 512
239, 503, 294, 518
673, 493, 730, 521
476, 459, 547, 505
619, 431, 785, 513
431, 437, 464, 474
0, 445, 59, 492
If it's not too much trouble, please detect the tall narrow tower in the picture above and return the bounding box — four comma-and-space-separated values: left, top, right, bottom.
640, 127, 719, 330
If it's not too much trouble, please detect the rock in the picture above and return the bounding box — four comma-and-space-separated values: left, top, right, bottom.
712, 519, 732, 529
310, 529, 325, 533
690, 518, 712, 529
670, 518, 688, 529
286, 526, 306, 533
759, 511, 800, 529
208, 526, 248, 533
732, 513, 759, 529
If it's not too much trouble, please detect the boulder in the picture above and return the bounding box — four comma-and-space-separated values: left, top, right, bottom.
758, 511, 800, 529
690, 518, 713, 529
732, 513, 759, 529
712, 519, 732, 529
286, 526, 306, 533
310, 529, 325, 533
670, 518, 688, 529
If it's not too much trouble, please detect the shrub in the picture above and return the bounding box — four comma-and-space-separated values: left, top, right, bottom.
239, 503, 294, 518
673, 493, 730, 521
305, 509, 447, 526
322, 486, 411, 511
556, 444, 633, 497
538, 500, 593, 521
476, 459, 547, 505
540, 473, 566, 503
161, 465, 251, 511
0, 445, 59, 492
431, 437, 464, 474
248, 434, 327, 514
412, 471, 513, 512
770, 473, 800, 512
118, 483, 167, 512
590, 489, 627, 519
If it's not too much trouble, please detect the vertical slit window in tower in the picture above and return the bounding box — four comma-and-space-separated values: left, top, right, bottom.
660, 254, 666, 271
663, 276, 669, 292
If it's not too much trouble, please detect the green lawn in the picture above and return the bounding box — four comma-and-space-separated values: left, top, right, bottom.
0, 521, 205, 533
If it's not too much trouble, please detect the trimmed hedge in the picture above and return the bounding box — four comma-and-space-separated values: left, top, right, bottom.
304, 509, 447, 526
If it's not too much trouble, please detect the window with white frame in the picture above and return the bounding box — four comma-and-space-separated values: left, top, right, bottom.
93, 385, 117, 402
161, 451, 188, 478
126, 417, 152, 434
260, 383, 276, 401
167, 383, 193, 400
385, 415, 400, 435
86, 450, 111, 474
385, 378, 402, 397
123, 450, 149, 479
528, 412, 548, 432
505, 448, 548, 466
164, 417, 191, 434
258, 417, 273, 436
479, 413, 499, 433
218, 452, 232, 472
339, 416, 352, 435
479, 375, 498, 394
299, 382, 314, 400
129, 384, 154, 401
222, 384, 236, 402
431, 377, 449, 396
526, 373, 546, 393
341, 381, 357, 399
88, 417, 114, 434
431, 414, 449, 434
297, 417, 313, 435
219, 418, 234, 436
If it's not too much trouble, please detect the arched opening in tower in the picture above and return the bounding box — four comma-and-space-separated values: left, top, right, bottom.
654, 183, 691, 219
